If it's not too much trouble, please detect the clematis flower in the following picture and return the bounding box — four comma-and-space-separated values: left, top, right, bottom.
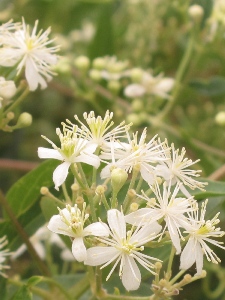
100, 128, 167, 185
85, 209, 161, 291
73, 110, 130, 148
125, 181, 196, 254
0, 18, 59, 91
124, 71, 174, 99
155, 141, 207, 197
180, 200, 225, 275
48, 203, 109, 262
38, 122, 100, 190
0, 236, 13, 278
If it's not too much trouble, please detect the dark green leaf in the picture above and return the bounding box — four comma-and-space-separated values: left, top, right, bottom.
5, 160, 58, 218
189, 76, 225, 97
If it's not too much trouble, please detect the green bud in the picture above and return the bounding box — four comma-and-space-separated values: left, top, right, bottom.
188, 4, 204, 24
74, 56, 90, 70
107, 80, 121, 94
111, 168, 128, 194
89, 69, 102, 82
130, 68, 143, 83
131, 98, 144, 112
93, 57, 106, 70
215, 111, 225, 126
16, 112, 32, 128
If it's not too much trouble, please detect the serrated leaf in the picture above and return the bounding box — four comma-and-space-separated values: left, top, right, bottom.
5, 160, 58, 219
189, 76, 225, 97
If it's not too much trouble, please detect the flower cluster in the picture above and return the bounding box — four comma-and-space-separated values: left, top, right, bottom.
39, 111, 225, 291
0, 18, 59, 91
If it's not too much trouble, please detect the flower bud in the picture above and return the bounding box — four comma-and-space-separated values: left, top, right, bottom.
215, 111, 225, 126
74, 56, 90, 70
0, 77, 17, 99
111, 168, 128, 194
131, 98, 144, 112
130, 202, 139, 212
188, 4, 204, 23
16, 112, 32, 128
107, 80, 121, 94
130, 68, 143, 83
89, 69, 102, 82
93, 57, 106, 70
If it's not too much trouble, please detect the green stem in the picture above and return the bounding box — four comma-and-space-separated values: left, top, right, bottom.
166, 246, 176, 278
123, 168, 140, 213
157, 28, 196, 121
169, 269, 186, 285
70, 164, 86, 189
62, 182, 71, 203
3, 87, 30, 116
41, 277, 73, 300
0, 190, 50, 277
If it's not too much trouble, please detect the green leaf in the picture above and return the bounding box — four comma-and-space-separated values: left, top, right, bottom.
27, 276, 43, 287
189, 76, 225, 97
11, 285, 32, 300
186, 179, 225, 200
40, 196, 65, 221
5, 160, 58, 218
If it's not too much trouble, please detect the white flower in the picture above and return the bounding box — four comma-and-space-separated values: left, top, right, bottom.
48, 203, 109, 262
73, 110, 130, 148
0, 18, 59, 91
101, 128, 167, 185
124, 71, 174, 99
180, 200, 225, 275
155, 142, 206, 197
0, 236, 13, 278
125, 181, 195, 254
38, 122, 100, 190
85, 209, 161, 291
0, 77, 17, 99
0, 19, 21, 45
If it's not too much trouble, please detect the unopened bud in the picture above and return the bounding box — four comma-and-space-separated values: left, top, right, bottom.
93, 57, 106, 70
76, 196, 84, 205
184, 274, 192, 283
215, 111, 225, 126
131, 98, 144, 112
95, 185, 105, 195
128, 189, 136, 198
71, 183, 80, 191
74, 56, 90, 70
126, 113, 142, 126
16, 112, 32, 128
40, 187, 49, 195
130, 68, 143, 83
107, 80, 121, 94
111, 168, 128, 194
188, 5, 204, 23
89, 69, 102, 82
0, 77, 17, 99
7, 112, 14, 121
130, 202, 139, 212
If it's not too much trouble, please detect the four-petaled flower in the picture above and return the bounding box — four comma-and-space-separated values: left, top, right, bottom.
38, 122, 100, 190
180, 200, 225, 275
84, 209, 162, 291
48, 204, 109, 262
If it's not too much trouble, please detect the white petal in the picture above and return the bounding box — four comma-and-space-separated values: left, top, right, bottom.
125, 208, 156, 225
47, 215, 73, 237
38, 147, 63, 160
107, 209, 126, 239
122, 255, 141, 291
166, 217, 181, 254
72, 237, 87, 262
124, 84, 146, 98
195, 241, 204, 275
180, 238, 196, 270
76, 153, 100, 169
85, 247, 119, 266
25, 57, 39, 91
53, 161, 71, 190
130, 222, 162, 245
83, 222, 109, 237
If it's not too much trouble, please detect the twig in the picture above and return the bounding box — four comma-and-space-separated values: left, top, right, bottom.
208, 164, 225, 181
0, 159, 39, 172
